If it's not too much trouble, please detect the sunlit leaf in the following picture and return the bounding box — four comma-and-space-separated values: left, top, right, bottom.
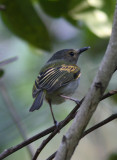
83, 26, 109, 56
0, 0, 51, 50
71, 9, 112, 38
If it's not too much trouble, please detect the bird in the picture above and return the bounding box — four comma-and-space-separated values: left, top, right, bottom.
29, 47, 90, 126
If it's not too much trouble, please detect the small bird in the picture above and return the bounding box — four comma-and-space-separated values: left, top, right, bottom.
29, 47, 90, 126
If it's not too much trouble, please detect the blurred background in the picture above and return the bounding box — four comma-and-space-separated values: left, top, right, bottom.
0, 0, 117, 160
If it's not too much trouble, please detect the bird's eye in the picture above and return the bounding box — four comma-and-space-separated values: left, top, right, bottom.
69, 52, 74, 56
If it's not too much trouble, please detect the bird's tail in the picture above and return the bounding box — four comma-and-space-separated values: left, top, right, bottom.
29, 90, 45, 112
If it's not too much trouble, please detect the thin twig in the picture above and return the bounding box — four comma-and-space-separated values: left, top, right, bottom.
0, 125, 56, 159
0, 56, 18, 67
101, 90, 117, 100
32, 130, 59, 160
0, 82, 34, 158
82, 113, 117, 137
0, 106, 78, 160
32, 90, 117, 159
0, 90, 117, 160
46, 152, 56, 160
47, 113, 117, 160
32, 101, 82, 160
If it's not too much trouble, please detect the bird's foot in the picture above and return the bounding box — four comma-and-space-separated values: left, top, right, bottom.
60, 95, 80, 105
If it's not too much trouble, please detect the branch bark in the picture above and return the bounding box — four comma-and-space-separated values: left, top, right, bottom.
47, 114, 117, 160
55, 2, 117, 160
0, 89, 117, 160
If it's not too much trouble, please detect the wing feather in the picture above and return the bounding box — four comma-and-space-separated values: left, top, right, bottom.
32, 64, 80, 96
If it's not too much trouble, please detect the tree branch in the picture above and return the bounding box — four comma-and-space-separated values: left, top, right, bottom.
47, 152, 56, 160
55, 1, 117, 160
32, 101, 82, 160
0, 2, 116, 160
47, 113, 117, 160
82, 113, 117, 138
32, 90, 117, 160
0, 89, 117, 160
0, 125, 56, 159
101, 90, 117, 100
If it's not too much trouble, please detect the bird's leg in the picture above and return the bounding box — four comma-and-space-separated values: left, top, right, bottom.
48, 100, 58, 127
60, 95, 80, 104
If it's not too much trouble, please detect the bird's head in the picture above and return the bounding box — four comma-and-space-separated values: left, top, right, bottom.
48, 47, 90, 64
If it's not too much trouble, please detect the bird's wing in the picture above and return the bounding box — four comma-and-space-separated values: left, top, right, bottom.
32, 64, 80, 97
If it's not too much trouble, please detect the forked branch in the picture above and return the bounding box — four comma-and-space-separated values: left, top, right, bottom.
0, 90, 117, 160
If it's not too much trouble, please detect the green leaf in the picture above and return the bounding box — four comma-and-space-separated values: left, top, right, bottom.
64, 15, 78, 27
0, 0, 51, 50
0, 69, 4, 78
70, 9, 112, 38
102, 0, 115, 19
39, 0, 87, 18
39, 0, 71, 17
68, 0, 85, 10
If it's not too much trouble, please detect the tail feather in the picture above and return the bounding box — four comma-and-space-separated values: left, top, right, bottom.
29, 90, 45, 112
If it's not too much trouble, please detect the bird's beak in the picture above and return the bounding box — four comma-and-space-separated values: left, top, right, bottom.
76, 46, 90, 54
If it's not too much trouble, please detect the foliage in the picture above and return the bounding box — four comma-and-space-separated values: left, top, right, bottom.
0, 0, 117, 160
0, 0, 115, 50
0, 0, 51, 50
